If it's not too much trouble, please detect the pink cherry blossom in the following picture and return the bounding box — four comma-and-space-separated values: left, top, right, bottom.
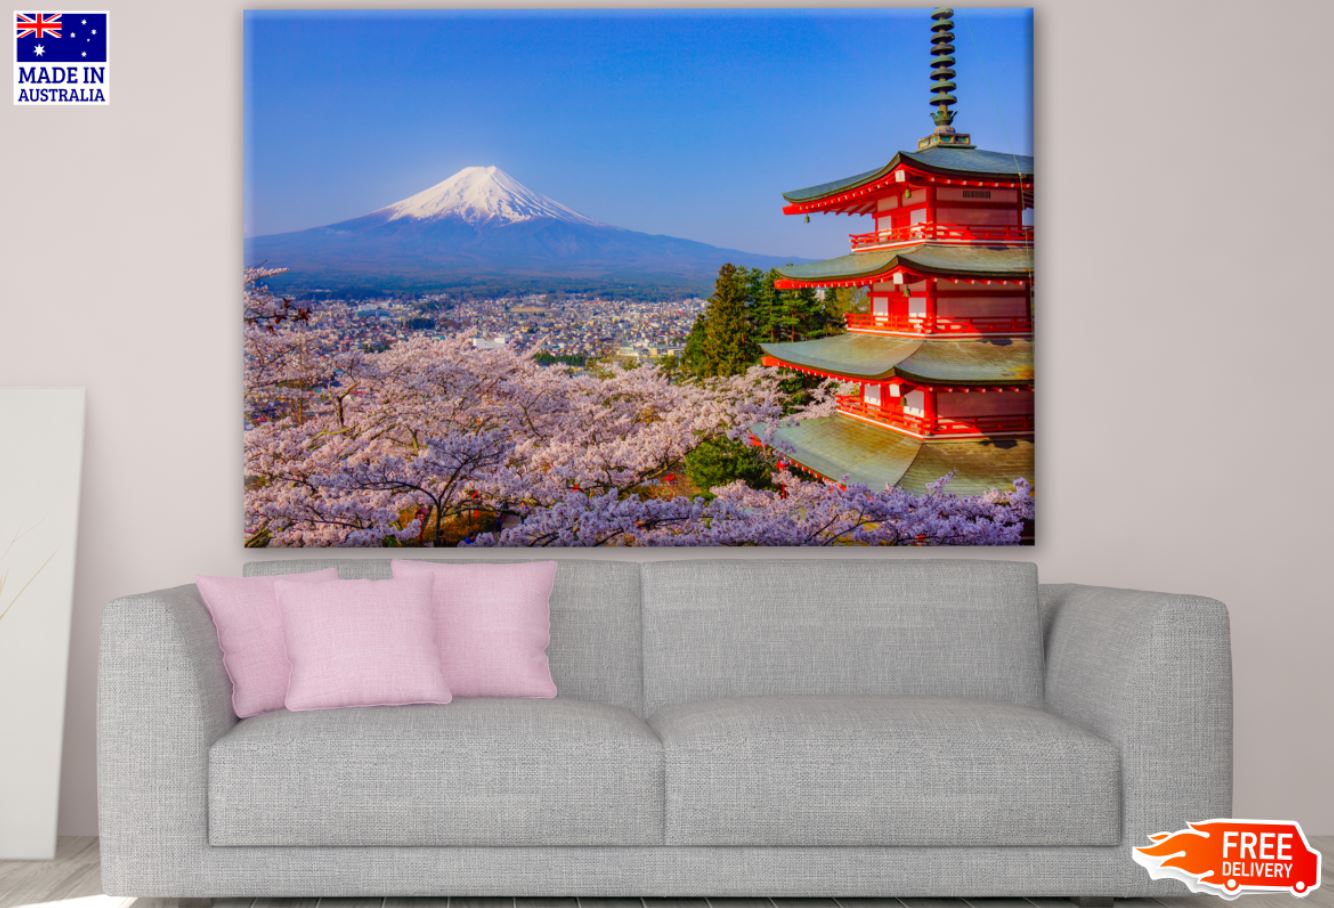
244, 272, 1032, 547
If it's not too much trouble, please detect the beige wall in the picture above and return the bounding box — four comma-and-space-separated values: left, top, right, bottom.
2, 0, 1331, 837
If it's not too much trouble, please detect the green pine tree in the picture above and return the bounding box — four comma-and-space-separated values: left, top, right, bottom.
681, 264, 858, 379
749, 268, 782, 343
684, 436, 773, 496
680, 308, 710, 375
683, 263, 758, 377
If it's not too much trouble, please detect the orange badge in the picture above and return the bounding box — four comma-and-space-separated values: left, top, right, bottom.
1134, 819, 1322, 899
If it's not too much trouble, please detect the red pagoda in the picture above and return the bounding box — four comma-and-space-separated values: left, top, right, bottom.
761, 7, 1034, 496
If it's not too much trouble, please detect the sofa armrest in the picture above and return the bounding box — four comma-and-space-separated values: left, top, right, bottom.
1040, 583, 1232, 846
97, 583, 235, 891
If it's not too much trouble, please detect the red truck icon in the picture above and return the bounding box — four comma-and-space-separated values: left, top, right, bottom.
1134, 819, 1322, 899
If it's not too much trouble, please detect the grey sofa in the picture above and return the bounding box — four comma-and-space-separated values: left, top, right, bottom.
97, 559, 1231, 899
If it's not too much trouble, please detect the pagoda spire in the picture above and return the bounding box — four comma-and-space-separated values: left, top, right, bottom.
919, 7, 973, 150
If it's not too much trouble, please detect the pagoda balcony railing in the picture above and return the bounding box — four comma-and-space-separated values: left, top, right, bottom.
849, 222, 1034, 250
835, 395, 1034, 437
845, 312, 1031, 335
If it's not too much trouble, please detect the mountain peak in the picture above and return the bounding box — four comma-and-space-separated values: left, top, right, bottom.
376, 165, 597, 226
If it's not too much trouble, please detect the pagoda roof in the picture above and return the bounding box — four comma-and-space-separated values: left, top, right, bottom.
761, 333, 1033, 385
770, 414, 1033, 495
783, 146, 1034, 205
775, 243, 1033, 285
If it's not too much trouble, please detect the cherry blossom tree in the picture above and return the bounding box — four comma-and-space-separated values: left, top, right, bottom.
478, 475, 1033, 547
243, 272, 1031, 547
243, 267, 339, 427
245, 329, 802, 546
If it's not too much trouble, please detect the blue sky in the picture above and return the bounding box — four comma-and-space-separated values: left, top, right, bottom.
245, 9, 1031, 259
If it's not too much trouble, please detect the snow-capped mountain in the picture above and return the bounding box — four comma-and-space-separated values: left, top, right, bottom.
376, 165, 598, 226
246, 166, 798, 296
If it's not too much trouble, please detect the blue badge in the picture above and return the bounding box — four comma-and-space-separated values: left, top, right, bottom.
14, 11, 109, 105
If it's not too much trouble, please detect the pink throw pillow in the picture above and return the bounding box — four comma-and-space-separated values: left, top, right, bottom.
391, 560, 558, 698
196, 569, 339, 718
277, 576, 452, 711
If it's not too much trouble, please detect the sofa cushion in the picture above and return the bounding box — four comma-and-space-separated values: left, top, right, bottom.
391, 559, 558, 699
245, 559, 645, 715
641, 560, 1045, 714
276, 576, 451, 711
208, 699, 663, 846
195, 568, 339, 718
650, 696, 1120, 847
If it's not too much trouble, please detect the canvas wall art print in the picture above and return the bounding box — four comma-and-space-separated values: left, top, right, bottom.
243, 8, 1034, 547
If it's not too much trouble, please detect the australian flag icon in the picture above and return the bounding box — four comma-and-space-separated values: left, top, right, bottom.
15, 12, 107, 63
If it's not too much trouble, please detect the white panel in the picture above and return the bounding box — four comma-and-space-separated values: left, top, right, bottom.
902, 389, 926, 417
864, 384, 881, 408
908, 296, 928, 317
910, 207, 928, 225
0, 388, 85, 859
872, 296, 889, 317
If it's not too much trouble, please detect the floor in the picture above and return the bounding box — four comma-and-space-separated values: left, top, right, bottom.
2, 838, 1331, 908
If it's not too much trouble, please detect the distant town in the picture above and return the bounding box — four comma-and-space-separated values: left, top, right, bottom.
311, 292, 707, 366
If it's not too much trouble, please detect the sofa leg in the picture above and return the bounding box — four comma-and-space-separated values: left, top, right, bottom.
1074, 899, 1113, 907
